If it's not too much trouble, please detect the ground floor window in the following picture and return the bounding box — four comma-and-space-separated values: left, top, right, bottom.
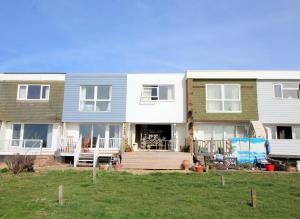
11, 124, 53, 148
196, 124, 248, 140
79, 123, 121, 148
267, 125, 300, 140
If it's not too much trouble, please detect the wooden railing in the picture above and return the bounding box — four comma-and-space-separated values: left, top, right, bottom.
193, 140, 231, 156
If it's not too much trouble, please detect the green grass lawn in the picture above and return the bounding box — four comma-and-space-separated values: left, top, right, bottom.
0, 170, 299, 219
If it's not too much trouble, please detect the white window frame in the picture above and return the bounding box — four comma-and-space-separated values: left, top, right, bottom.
79, 85, 112, 112
206, 84, 242, 113
17, 84, 50, 101
142, 84, 175, 101
273, 83, 300, 100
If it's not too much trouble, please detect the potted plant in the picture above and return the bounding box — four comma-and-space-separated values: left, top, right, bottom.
194, 164, 204, 173
124, 145, 133, 152
114, 163, 123, 171
182, 160, 190, 170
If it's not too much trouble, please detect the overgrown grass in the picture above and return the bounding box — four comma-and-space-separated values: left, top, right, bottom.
0, 170, 299, 219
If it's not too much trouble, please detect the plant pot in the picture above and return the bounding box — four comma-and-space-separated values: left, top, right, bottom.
182, 160, 190, 170
287, 166, 297, 172
99, 165, 108, 171
114, 164, 123, 171
266, 164, 275, 171
194, 165, 204, 173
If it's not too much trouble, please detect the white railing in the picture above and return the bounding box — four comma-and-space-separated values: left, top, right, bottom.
98, 138, 105, 148
57, 138, 77, 153
93, 135, 100, 168
0, 139, 43, 154
73, 135, 82, 168
108, 138, 122, 149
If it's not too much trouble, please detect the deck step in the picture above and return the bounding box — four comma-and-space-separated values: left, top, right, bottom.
122, 152, 193, 170
77, 162, 93, 167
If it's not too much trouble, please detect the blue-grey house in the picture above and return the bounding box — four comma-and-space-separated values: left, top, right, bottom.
60, 73, 127, 166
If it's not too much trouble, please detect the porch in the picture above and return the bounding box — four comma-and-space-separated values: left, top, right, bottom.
129, 124, 177, 151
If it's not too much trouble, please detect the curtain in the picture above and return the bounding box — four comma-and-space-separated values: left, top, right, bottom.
224, 101, 240, 111
97, 86, 111, 99
159, 85, 174, 100
207, 85, 222, 99
295, 127, 300, 139
224, 85, 239, 99
96, 101, 110, 111
109, 125, 120, 138
207, 100, 222, 111
46, 125, 53, 148
143, 87, 152, 101
18, 86, 27, 99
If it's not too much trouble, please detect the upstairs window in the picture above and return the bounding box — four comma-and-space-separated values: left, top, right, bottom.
274, 83, 300, 99
142, 85, 174, 101
17, 84, 50, 100
79, 85, 112, 112
206, 84, 241, 113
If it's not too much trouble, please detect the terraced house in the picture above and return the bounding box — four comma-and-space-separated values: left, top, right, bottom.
186, 71, 264, 152
256, 71, 300, 158
0, 71, 300, 168
0, 73, 65, 156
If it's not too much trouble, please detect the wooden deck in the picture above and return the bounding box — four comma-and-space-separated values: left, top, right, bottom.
122, 151, 193, 170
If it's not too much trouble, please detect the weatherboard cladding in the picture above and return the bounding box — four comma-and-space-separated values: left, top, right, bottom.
257, 79, 300, 124
191, 79, 259, 122
62, 73, 127, 122
0, 80, 64, 122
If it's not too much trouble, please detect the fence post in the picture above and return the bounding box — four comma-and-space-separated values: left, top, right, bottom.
221, 175, 225, 186
58, 185, 64, 205
251, 188, 256, 208
93, 168, 97, 183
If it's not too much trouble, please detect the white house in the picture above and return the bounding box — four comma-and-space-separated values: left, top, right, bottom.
256, 71, 300, 158
126, 73, 187, 151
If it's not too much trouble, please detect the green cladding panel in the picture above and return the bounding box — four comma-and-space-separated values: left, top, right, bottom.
0, 81, 64, 123
191, 79, 258, 122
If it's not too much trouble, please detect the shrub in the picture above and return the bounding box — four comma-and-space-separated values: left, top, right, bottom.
5, 154, 36, 174
0, 168, 8, 173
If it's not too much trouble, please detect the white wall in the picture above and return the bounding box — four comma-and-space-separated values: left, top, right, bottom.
126, 73, 186, 123
65, 123, 80, 139
269, 139, 300, 156
176, 123, 186, 151
257, 80, 300, 124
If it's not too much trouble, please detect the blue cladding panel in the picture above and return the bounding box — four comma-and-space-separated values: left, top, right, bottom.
62, 73, 127, 122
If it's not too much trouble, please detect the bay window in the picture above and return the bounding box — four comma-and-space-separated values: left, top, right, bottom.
274, 83, 300, 99
11, 124, 53, 148
17, 84, 50, 100
206, 84, 241, 113
79, 85, 111, 112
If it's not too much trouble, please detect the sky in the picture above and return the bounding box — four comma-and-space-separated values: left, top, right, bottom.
0, 0, 299, 73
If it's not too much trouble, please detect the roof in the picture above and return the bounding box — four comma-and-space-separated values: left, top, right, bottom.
186, 70, 300, 80
0, 73, 65, 81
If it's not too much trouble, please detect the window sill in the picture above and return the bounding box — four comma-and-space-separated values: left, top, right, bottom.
17, 99, 49, 102
79, 111, 111, 113
206, 111, 242, 114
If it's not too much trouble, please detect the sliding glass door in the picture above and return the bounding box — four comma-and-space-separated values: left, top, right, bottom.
79, 124, 120, 148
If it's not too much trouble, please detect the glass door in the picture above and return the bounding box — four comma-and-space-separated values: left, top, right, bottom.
79, 124, 92, 148
93, 124, 106, 148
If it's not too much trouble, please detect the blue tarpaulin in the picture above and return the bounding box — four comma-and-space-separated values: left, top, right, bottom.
231, 138, 266, 164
